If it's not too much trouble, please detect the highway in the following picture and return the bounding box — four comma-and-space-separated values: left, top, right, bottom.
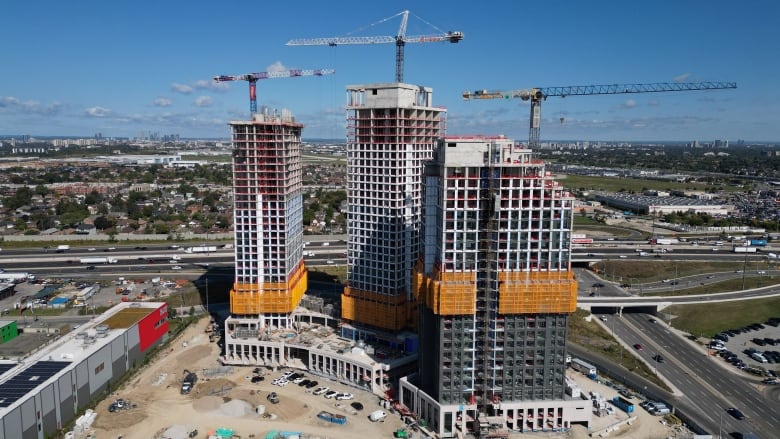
601, 312, 779, 437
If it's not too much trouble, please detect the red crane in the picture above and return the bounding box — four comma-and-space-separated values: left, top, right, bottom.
213, 68, 335, 115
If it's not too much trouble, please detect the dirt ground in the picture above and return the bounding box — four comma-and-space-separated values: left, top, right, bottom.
89, 318, 407, 439
87, 318, 682, 439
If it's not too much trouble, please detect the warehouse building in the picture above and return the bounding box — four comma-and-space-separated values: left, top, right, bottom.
0, 302, 168, 439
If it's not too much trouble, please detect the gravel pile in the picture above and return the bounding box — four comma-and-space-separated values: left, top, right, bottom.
219, 399, 253, 417
161, 424, 192, 439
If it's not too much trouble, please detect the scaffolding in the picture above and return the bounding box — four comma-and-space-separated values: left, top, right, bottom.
497, 271, 577, 314
230, 263, 308, 314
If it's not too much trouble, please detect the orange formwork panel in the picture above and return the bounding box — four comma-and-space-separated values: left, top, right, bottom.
230, 263, 308, 314
413, 264, 477, 316
497, 271, 577, 314
341, 287, 414, 332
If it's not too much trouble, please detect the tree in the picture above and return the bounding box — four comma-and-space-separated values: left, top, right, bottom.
94, 216, 114, 230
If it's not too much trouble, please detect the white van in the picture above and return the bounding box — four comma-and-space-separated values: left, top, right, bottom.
369, 410, 387, 422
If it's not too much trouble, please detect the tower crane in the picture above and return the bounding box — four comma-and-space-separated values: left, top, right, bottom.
213, 68, 335, 115
286, 10, 463, 83
463, 81, 737, 149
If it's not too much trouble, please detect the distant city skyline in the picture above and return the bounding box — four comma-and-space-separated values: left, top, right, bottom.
2, 1, 779, 142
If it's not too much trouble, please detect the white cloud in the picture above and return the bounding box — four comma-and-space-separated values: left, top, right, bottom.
194, 79, 230, 91
153, 97, 172, 107
85, 106, 111, 117
172, 83, 194, 94
620, 99, 637, 109
195, 96, 213, 107
0, 96, 62, 115
267, 61, 288, 73
673, 73, 691, 83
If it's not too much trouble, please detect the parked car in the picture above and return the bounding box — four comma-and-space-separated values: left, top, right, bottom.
335, 392, 354, 400
313, 386, 329, 395
323, 390, 339, 399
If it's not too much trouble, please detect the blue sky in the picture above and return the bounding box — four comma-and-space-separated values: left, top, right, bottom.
1, 1, 778, 142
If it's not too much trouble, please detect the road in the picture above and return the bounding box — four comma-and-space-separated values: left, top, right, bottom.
601, 313, 780, 437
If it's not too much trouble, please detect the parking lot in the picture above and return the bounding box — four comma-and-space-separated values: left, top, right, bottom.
708, 317, 780, 378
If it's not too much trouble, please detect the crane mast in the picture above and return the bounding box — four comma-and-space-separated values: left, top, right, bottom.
213, 68, 335, 115
286, 10, 463, 82
463, 81, 737, 149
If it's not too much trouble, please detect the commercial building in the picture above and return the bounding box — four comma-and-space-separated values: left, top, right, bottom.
342, 83, 445, 332
592, 191, 730, 216
0, 302, 168, 439
400, 136, 590, 437
222, 109, 308, 363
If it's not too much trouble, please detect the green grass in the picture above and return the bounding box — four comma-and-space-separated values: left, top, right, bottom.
557, 174, 716, 193
573, 216, 603, 226
651, 276, 780, 297
593, 260, 738, 282
568, 309, 671, 390
663, 297, 780, 338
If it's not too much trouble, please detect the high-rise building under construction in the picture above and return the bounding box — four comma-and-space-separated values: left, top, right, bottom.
400, 136, 589, 436
341, 83, 445, 332
223, 110, 308, 364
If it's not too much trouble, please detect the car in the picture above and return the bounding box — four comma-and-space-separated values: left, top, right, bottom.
726, 407, 746, 420
88, 247, 96, 251
305, 380, 318, 389
293, 377, 306, 384
251, 376, 264, 383
298, 379, 311, 387
323, 390, 339, 399
649, 318, 657, 323
633, 344, 643, 350
592, 283, 605, 288
252, 367, 263, 374
267, 392, 279, 404
335, 392, 354, 400
276, 379, 289, 387
619, 255, 628, 258
600, 316, 608, 322
281, 371, 294, 379
350, 402, 364, 411
86, 265, 96, 270
653, 354, 664, 363
172, 266, 182, 270
169, 245, 180, 249
313, 386, 329, 395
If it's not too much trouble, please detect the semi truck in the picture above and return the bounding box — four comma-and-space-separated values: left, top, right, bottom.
750, 239, 768, 246
79, 257, 118, 264
184, 246, 217, 254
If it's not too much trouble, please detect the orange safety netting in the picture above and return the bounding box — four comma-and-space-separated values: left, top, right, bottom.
498, 271, 577, 314
413, 263, 477, 316
341, 287, 414, 331
229, 263, 308, 314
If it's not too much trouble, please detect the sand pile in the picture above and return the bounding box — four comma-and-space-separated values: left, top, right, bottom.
218, 399, 254, 417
